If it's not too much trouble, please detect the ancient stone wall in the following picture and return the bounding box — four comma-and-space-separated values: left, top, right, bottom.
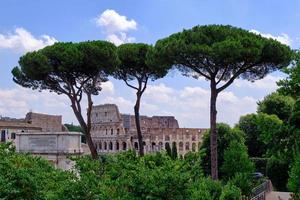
25, 112, 63, 132
91, 104, 207, 155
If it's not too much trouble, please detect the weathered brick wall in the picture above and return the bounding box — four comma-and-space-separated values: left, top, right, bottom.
25, 112, 63, 132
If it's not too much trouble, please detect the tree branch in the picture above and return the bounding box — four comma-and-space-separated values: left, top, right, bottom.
123, 79, 139, 90
216, 63, 258, 93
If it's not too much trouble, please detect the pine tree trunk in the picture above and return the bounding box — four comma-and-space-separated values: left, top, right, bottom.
134, 93, 144, 156
210, 81, 219, 180
70, 98, 98, 159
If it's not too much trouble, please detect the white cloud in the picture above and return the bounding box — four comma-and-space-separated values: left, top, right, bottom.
95, 9, 137, 33
95, 9, 137, 45
144, 83, 175, 103
0, 27, 57, 52
106, 33, 135, 46
250, 29, 292, 46
138, 83, 259, 127
0, 81, 115, 123
234, 75, 281, 92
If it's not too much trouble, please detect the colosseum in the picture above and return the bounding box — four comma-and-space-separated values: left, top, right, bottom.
91, 104, 207, 155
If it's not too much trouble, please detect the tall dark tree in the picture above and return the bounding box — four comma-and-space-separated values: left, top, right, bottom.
114, 43, 169, 156
165, 142, 172, 158
171, 142, 178, 160
152, 25, 291, 179
12, 41, 118, 159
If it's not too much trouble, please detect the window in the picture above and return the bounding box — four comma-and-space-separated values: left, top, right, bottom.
104, 142, 107, 150
1, 130, 5, 142
185, 142, 190, 151
172, 142, 177, 149
122, 142, 127, 150
165, 135, 170, 141
99, 142, 102, 150
134, 142, 139, 150
10, 133, 16, 140
116, 142, 119, 150
117, 129, 120, 135
109, 142, 113, 150
165, 142, 170, 150
192, 135, 196, 141
192, 143, 196, 152
158, 142, 163, 150
111, 129, 113, 135
151, 142, 156, 151
105, 112, 107, 117
179, 142, 183, 151
105, 129, 108, 135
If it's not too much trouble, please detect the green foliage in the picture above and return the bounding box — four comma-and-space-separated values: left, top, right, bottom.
289, 99, 300, 128
266, 155, 290, 191
278, 51, 300, 99
64, 123, 83, 132
165, 142, 172, 158
115, 43, 168, 82
257, 92, 295, 122
171, 142, 178, 160
12, 41, 118, 95
0, 143, 74, 200
0, 142, 263, 199
152, 24, 291, 84
219, 183, 242, 200
288, 154, 300, 193
228, 173, 253, 196
221, 141, 255, 179
237, 113, 283, 157
200, 123, 245, 177
188, 177, 222, 200
152, 25, 291, 179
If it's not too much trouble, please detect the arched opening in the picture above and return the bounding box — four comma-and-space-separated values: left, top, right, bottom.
134, 142, 139, 150
99, 142, 102, 150
116, 142, 119, 150
151, 142, 156, 151
109, 141, 113, 150
1, 130, 5, 142
192, 143, 196, 152
158, 142, 163, 150
172, 141, 176, 147
165, 142, 170, 150
122, 142, 127, 150
179, 142, 183, 151
185, 142, 190, 151
104, 142, 107, 150
11, 132, 16, 140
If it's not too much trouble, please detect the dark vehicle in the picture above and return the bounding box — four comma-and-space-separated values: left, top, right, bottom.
252, 172, 264, 179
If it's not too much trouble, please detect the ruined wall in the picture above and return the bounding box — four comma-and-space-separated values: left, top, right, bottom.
90, 104, 207, 155
25, 112, 63, 132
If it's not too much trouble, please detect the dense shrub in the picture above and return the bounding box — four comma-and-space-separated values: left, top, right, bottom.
219, 183, 242, 200
288, 154, 300, 194
0, 143, 260, 199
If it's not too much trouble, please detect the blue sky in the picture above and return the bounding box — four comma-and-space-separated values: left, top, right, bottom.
0, 0, 299, 127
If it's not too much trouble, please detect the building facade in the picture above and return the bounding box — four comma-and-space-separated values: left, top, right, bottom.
91, 104, 207, 155
0, 112, 82, 170
16, 132, 82, 170
0, 112, 66, 143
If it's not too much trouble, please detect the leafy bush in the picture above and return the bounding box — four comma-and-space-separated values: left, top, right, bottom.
221, 141, 254, 179
288, 154, 300, 194
219, 183, 242, 200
